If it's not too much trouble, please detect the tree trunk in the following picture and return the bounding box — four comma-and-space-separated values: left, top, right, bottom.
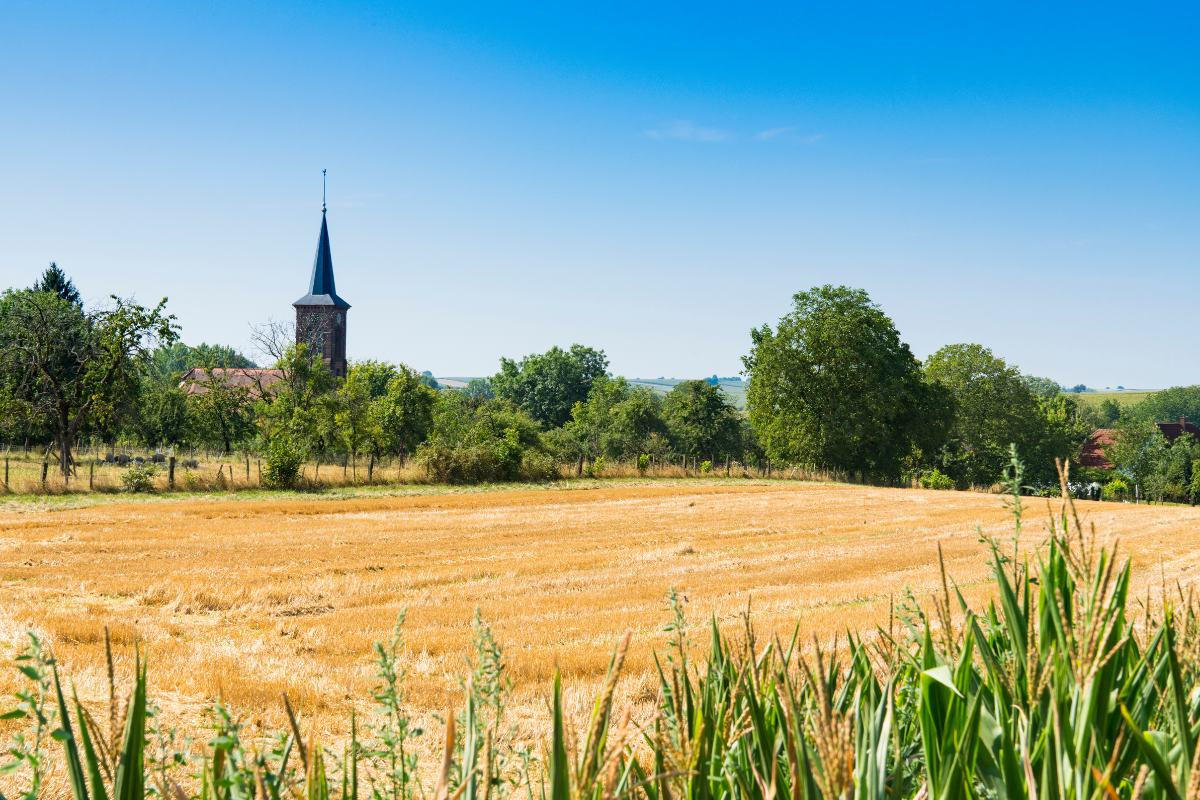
57, 431, 74, 480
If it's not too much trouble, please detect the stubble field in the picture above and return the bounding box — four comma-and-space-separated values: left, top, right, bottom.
2, 479, 1198, 769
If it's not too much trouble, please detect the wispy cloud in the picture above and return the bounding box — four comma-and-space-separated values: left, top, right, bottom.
755, 126, 794, 140
645, 120, 729, 142
756, 127, 823, 144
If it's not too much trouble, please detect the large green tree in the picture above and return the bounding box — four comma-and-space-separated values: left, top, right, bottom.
492, 344, 608, 428
924, 344, 1087, 487
130, 381, 190, 446
371, 364, 438, 462
350, 360, 400, 399
557, 376, 669, 463
924, 344, 1041, 485
1104, 418, 1168, 494
0, 290, 177, 477
1022, 375, 1062, 402
255, 342, 339, 460
188, 367, 256, 453
335, 366, 379, 480
151, 342, 257, 375
664, 380, 742, 463
742, 285, 953, 479
1132, 385, 1200, 425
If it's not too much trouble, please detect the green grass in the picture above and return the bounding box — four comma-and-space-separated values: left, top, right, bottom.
1071, 390, 1151, 410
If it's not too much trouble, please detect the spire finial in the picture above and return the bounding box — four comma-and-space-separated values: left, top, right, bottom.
322, 169, 327, 214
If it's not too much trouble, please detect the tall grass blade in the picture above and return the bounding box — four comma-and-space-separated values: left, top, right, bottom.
52, 663, 90, 800
112, 654, 146, 800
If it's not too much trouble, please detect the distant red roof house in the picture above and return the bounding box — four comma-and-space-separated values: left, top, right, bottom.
1156, 417, 1200, 445
1078, 428, 1116, 469
179, 368, 285, 398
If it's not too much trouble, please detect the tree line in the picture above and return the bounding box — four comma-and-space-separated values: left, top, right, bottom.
2, 267, 1194, 495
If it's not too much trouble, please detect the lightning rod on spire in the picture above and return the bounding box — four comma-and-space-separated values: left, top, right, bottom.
322, 169, 327, 214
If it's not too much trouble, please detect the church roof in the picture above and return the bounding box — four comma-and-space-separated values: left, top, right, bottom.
293, 211, 350, 307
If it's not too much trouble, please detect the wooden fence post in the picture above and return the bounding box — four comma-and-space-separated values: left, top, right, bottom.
245, 453, 250, 482
168, 456, 175, 488
41, 462, 48, 489
89, 461, 94, 490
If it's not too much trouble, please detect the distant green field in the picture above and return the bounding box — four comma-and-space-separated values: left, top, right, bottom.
1072, 391, 1151, 409
627, 378, 747, 408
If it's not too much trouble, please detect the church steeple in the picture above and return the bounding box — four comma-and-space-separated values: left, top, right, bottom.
293, 209, 350, 308
293, 172, 350, 378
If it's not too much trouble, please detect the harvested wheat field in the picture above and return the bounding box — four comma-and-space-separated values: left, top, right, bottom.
1, 480, 1198, 766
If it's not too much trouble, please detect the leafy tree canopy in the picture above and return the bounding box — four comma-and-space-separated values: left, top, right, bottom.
370, 364, 438, 460
664, 380, 742, 462
462, 378, 495, 401
1132, 385, 1200, 425
925, 344, 1087, 487
0, 290, 177, 475
492, 344, 608, 428
1023, 375, 1062, 402
147, 342, 257, 386
1104, 418, 1168, 489
188, 369, 255, 453
1098, 397, 1126, 426
255, 342, 338, 454
429, 391, 543, 452
349, 359, 400, 399
742, 285, 952, 478
556, 376, 669, 462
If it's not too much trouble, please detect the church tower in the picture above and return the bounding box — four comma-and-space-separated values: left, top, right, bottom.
293, 200, 350, 379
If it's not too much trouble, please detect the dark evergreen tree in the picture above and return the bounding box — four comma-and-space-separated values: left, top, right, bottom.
31, 262, 81, 306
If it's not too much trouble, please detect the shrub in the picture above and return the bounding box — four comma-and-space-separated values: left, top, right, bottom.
492, 427, 523, 477
585, 456, 606, 478
1102, 476, 1129, 500
520, 451, 559, 482
700, 460, 712, 473
637, 453, 650, 475
120, 463, 157, 493
1161, 481, 1188, 503
920, 469, 954, 490
263, 434, 304, 489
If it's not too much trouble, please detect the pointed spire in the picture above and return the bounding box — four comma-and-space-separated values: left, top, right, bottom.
293, 173, 350, 308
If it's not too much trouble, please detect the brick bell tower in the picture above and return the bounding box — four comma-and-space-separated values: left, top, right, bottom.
293, 173, 350, 378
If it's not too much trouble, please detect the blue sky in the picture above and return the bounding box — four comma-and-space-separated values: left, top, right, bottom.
2, 2, 1197, 388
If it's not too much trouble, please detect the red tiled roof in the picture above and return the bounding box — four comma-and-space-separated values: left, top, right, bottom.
179, 368, 285, 398
1155, 420, 1200, 445
1078, 428, 1116, 469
